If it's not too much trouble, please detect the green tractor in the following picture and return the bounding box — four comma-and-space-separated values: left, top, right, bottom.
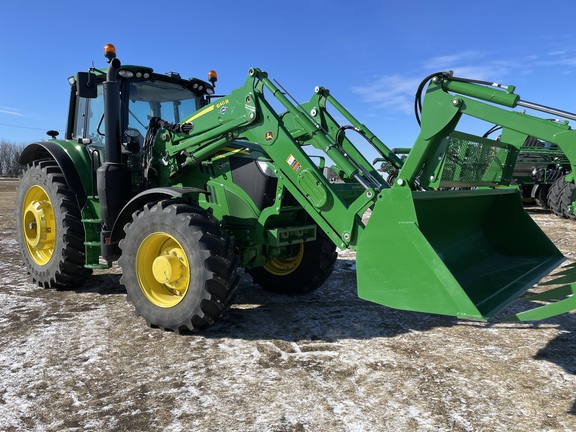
15, 45, 576, 332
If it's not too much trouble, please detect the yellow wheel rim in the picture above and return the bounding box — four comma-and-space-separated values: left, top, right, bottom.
136, 232, 190, 308
264, 244, 304, 276
22, 185, 56, 266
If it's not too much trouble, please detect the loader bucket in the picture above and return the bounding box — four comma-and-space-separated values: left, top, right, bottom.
356, 187, 564, 320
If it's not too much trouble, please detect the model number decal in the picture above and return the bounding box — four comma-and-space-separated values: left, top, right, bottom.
216, 99, 230, 109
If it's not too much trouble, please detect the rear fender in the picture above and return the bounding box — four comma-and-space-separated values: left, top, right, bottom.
19, 141, 93, 207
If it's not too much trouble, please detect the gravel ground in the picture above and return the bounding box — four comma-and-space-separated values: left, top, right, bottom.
0, 179, 575, 431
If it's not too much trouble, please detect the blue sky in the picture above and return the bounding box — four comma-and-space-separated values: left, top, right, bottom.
3, 0, 576, 163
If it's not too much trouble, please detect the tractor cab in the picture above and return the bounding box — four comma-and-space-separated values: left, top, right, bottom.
66, 57, 214, 168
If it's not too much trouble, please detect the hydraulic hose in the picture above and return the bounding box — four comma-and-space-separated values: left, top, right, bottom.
414, 71, 452, 126
414, 72, 518, 126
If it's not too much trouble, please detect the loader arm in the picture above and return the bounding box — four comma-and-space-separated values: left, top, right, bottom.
150, 68, 401, 249
399, 74, 576, 193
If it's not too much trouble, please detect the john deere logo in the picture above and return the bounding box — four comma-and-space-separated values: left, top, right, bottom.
265, 131, 274, 142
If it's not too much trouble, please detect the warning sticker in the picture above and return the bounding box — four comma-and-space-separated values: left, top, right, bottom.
286, 154, 302, 173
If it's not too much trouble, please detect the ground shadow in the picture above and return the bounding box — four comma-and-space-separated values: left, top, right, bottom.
525, 207, 552, 216
533, 318, 576, 414
501, 261, 576, 414
200, 259, 459, 342
56, 273, 125, 295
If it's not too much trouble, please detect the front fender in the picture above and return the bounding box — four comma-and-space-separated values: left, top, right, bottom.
109, 187, 209, 244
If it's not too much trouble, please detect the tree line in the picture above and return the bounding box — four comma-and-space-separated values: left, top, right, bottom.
0, 140, 25, 177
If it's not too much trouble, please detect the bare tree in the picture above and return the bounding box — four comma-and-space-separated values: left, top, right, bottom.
0, 140, 26, 177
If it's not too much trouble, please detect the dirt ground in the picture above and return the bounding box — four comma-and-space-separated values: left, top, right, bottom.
0, 178, 575, 431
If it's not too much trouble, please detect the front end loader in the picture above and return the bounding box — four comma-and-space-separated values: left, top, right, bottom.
15, 45, 576, 332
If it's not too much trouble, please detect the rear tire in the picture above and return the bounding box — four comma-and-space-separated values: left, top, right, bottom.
548, 176, 567, 217
119, 200, 239, 332
548, 176, 576, 219
15, 160, 92, 287
247, 229, 337, 295
560, 180, 576, 220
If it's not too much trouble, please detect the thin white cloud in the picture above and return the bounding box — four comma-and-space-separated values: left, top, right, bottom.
423, 52, 514, 82
539, 56, 576, 67
0, 107, 24, 116
352, 52, 519, 114
424, 51, 488, 70
446, 65, 509, 82
351, 75, 422, 114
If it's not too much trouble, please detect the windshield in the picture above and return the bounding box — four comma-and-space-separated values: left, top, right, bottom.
126, 80, 201, 137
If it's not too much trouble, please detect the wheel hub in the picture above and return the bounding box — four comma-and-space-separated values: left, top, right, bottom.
24, 201, 51, 248
152, 250, 184, 284
136, 234, 190, 308
22, 186, 56, 266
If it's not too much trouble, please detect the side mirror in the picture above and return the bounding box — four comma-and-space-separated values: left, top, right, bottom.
76, 72, 98, 98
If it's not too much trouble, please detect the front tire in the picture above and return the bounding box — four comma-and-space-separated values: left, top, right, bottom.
247, 229, 337, 295
119, 200, 239, 332
15, 160, 92, 287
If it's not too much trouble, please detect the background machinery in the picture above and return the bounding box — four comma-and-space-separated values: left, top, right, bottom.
483, 124, 573, 217
15, 45, 576, 332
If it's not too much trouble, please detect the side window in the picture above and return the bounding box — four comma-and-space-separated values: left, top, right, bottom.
176, 98, 199, 123
74, 85, 105, 141
74, 97, 88, 139
73, 85, 106, 162
87, 86, 105, 141
127, 98, 151, 138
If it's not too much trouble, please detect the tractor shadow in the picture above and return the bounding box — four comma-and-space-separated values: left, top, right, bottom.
203, 258, 459, 342
502, 251, 576, 414
60, 257, 458, 341
534, 331, 576, 415
532, 318, 576, 414
62, 273, 125, 296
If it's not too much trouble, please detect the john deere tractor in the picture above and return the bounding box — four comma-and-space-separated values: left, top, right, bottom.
15, 45, 576, 332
